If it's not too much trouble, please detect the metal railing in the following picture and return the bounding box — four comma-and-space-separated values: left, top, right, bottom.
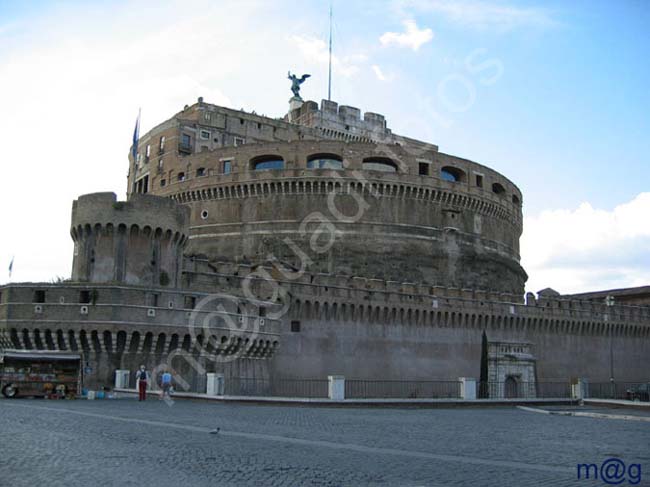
345, 380, 461, 399
476, 381, 572, 399
126, 376, 649, 401
223, 378, 329, 398
587, 382, 650, 401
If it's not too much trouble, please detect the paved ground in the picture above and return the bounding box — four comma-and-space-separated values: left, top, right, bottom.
1, 398, 649, 486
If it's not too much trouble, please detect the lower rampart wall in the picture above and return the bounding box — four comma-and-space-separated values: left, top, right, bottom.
271, 315, 649, 382
2, 271, 649, 387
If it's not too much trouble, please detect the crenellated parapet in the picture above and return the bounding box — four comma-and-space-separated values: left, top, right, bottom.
182, 260, 650, 337
0, 282, 281, 358
70, 192, 190, 287
151, 139, 525, 293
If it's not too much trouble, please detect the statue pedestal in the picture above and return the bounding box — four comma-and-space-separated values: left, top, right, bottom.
288, 96, 304, 122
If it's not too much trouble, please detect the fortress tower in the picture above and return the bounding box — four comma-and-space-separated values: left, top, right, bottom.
71, 192, 190, 288
128, 98, 527, 294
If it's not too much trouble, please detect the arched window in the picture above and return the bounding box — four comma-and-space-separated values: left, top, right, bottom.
307, 153, 343, 170
492, 182, 506, 195
440, 166, 465, 182
512, 194, 521, 205
362, 157, 398, 173
250, 155, 285, 171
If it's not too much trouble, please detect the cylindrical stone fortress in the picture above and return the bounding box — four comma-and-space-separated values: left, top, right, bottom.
144, 140, 526, 294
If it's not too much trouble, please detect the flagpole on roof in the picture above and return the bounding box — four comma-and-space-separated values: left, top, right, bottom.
327, 3, 333, 101
132, 108, 141, 161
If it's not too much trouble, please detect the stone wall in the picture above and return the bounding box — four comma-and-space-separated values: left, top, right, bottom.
142, 139, 525, 293
71, 193, 190, 287
0, 283, 281, 389
182, 262, 650, 382
2, 263, 649, 387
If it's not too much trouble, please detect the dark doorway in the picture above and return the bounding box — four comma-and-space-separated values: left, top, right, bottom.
505, 375, 518, 398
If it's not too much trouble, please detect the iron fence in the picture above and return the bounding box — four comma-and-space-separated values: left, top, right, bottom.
476, 381, 572, 399
345, 380, 461, 399
587, 382, 650, 401
224, 378, 329, 398
130, 376, 649, 401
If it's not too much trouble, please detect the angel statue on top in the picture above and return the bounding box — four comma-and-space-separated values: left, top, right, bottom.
288, 71, 311, 98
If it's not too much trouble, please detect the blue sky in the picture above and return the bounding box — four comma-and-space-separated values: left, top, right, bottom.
0, 0, 648, 293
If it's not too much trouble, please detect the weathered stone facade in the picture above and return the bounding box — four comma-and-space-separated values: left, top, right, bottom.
129, 98, 525, 294
0, 97, 649, 391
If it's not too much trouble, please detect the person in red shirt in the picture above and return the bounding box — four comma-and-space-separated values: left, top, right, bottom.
136, 365, 149, 401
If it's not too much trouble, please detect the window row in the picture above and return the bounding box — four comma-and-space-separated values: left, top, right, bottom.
155, 153, 520, 204
32, 290, 97, 304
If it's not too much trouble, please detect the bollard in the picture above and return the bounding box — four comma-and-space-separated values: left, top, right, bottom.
206, 373, 225, 396
328, 375, 345, 400
459, 377, 477, 400
571, 378, 588, 400
114, 369, 130, 389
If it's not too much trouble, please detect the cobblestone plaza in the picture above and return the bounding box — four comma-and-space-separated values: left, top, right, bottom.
1, 398, 649, 486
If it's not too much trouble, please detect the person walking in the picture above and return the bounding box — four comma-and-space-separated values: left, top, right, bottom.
136, 365, 149, 401
160, 370, 173, 400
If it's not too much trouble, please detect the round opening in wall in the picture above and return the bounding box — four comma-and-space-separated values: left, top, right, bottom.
200, 210, 208, 220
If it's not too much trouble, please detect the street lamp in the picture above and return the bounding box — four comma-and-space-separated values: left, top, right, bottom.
605, 295, 615, 398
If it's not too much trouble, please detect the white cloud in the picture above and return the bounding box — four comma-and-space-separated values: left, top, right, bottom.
521, 193, 650, 294
380, 20, 434, 51
0, 0, 354, 284
290, 35, 364, 77
397, 0, 556, 31
371, 64, 393, 82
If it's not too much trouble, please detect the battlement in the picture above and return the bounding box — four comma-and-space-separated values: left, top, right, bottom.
289, 99, 400, 145
72, 192, 189, 232
70, 193, 190, 287
183, 260, 650, 326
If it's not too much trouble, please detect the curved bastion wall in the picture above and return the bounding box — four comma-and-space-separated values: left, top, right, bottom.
146, 140, 526, 294
71, 192, 190, 288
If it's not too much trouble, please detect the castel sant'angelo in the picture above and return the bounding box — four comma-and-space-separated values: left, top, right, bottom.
1, 77, 649, 395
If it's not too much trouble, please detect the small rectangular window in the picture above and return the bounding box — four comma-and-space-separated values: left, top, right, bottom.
160, 179, 166, 187
200, 130, 210, 140
146, 145, 151, 157
418, 162, 429, 176
259, 307, 266, 317
476, 174, 483, 188
196, 167, 205, 177
234, 137, 245, 147
182, 134, 191, 146
291, 320, 301, 333
222, 160, 232, 174
148, 293, 159, 307
79, 290, 91, 304
33, 290, 46, 303
159, 136, 165, 150
184, 296, 196, 309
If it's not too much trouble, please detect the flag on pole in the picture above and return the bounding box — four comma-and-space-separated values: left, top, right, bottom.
131, 108, 141, 160
8, 256, 14, 278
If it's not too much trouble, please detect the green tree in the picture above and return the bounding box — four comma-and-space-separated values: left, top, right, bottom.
479, 330, 489, 398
